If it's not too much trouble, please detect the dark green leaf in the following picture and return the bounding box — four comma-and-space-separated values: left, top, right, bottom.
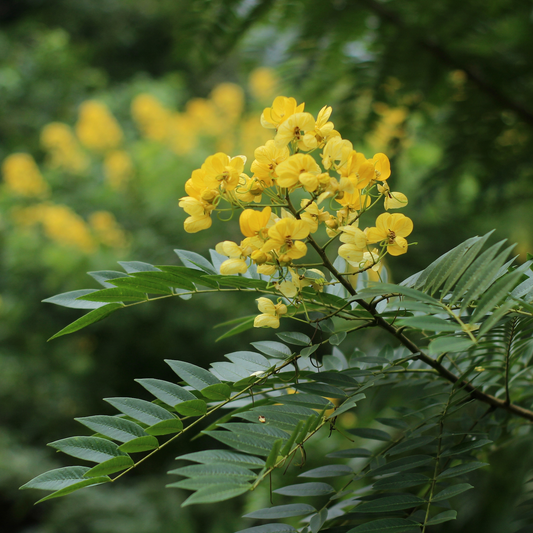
158, 265, 219, 288
428, 336, 475, 355
373, 473, 430, 490
83, 455, 134, 477
265, 438, 283, 469
251, 341, 292, 358
21, 466, 93, 491
174, 249, 217, 274
354, 494, 425, 513
370, 455, 433, 476
105, 397, 175, 426
181, 483, 250, 506
225, 351, 271, 371
437, 461, 488, 479
219, 423, 289, 441
274, 482, 335, 497
202, 275, 268, 289
206, 431, 274, 456
299, 465, 353, 478
295, 382, 346, 399
329, 332, 347, 346
327, 448, 372, 458
244, 503, 316, 519
276, 332, 312, 346
108, 276, 173, 295
387, 436, 436, 456
347, 518, 420, 532
301, 345, 320, 357
35, 476, 111, 504
431, 483, 473, 502
425, 510, 457, 525
135, 378, 196, 406
397, 316, 458, 332
276, 393, 332, 409
174, 399, 207, 417
48, 436, 128, 463
440, 438, 491, 457
169, 463, 256, 480
77, 288, 147, 302
202, 383, 232, 400
75, 415, 147, 442
88, 270, 128, 288
166, 360, 220, 390
118, 435, 159, 453
236, 525, 297, 533
145, 418, 183, 435
132, 271, 195, 290
349, 428, 391, 441
330, 393, 366, 418
178, 450, 265, 469
48, 303, 123, 340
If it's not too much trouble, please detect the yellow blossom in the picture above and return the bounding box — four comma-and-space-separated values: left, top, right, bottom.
202, 152, 246, 192
261, 96, 305, 129
89, 211, 128, 249
322, 137, 353, 171
300, 200, 329, 233
274, 112, 316, 149
263, 218, 310, 260
338, 150, 375, 190
367, 213, 413, 256
40, 123, 88, 173
276, 153, 321, 191
251, 140, 290, 187
2, 154, 49, 197
131, 94, 172, 141
249, 68, 278, 102
76, 100, 123, 152
378, 182, 408, 210
239, 207, 272, 239
371, 153, 391, 182
211, 83, 244, 124
254, 298, 287, 329
301, 106, 340, 150
104, 150, 134, 191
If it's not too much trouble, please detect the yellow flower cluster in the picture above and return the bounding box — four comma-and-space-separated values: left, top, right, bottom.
76, 100, 124, 152
2, 154, 50, 197
40, 123, 89, 174
179, 96, 414, 329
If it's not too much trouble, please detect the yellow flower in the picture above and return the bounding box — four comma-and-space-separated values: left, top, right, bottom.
263, 218, 310, 260
89, 211, 128, 249
202, 152, 246, 192
371, 153, 391, 182
276, 153, 321, 191
240, 206, 272, 237
2, 153, 49, 197
366, 213, 413, 256
336, 190, 371, 212
249, 68, 278, 102
378, 182, 408, 210
76, 100, 123, 152
131, 94, 172, 142
104, 150, 134, 191
338, 150, 374, 190
322, 137, 353, 171
211, 83, 244, 124
250, 140, 290, 187
40, 123, 88, 173
338, 225, 369, 265
254, 297, 287, 329
274, 112, 316, 149
301, 106, 340, 150
300, 201, 329, 233
261, 96, 305, 129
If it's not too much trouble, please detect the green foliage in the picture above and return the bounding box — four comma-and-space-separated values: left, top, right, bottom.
22, 233, 533, 532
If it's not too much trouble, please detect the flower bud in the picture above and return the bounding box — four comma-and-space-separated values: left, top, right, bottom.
201, 189, 219, 202
251, 250, 268, 264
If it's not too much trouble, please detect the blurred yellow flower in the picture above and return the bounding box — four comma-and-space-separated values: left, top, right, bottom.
2, 153, 49, 197
211, 83, 244, 124
89, 211, 128, 249
104, 150, 134, 191
131, 94, 172, 142
40, 123, 88, 173
76, 100, 123, 152
249, 68, 278, 102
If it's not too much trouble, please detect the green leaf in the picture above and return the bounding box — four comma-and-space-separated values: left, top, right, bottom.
118, 261, 160, 273
276, 331, 312, 346
236, 525, 297, 533
219, 423, 289, 441
216, 316, 256, 341
168, 476, 245, 490
470, 271, 522, 323
425, 510, 457, 525
75, 415, 148, 443
295, 382, 346, 399
48, 303, 123, 340
165, 360, 220, 390
315, 372, 358, 387
211, 362, 250, 382
347, 518, 420, 532
202, 275, 268, 289
77, 288, 147, 302
35, 476, 111, 504
327, 448, 372, 458
145, 418, 183, 435
299, 465, 353, 478
310, 508, 328, 533
251, 341, 292, 358
373, 473, 430, 490
265, 438, 283, 469
397, 316, 458, 332
169, 463, 256, 480
43, 289, 108, 310
276, 393, 332, 409
202, 383, 232, 400
431, 483, 473, 502
88, 270, 128, 288
235, 411, 303, 432
387, 436, 436, 456
205, 431, 275, 456
348, 428, 391, 441
174, 249, 217, 274
21, 466, 94, 491
178, 450, 265, 469
131, 270, 196, 290
437, 461, 488, 479
440, 438, 491, 457
330, 393, 366, 418
362, 283, 440, 305
105, 397, 175, 426
301, 345, 320, 357
478, 300, 516, 336
135, 378, 196, 407
428, 336, 475, 355
181, 483, 250, 506
355, 494, 425, 513
158, 265, 219, 288
118, 435, 159, 453
225, 351, 271, 372
83, 455, 134, 477
48, 436, 128, 463
108, 276, 173, 295
244, 504, 316, 519
329, 332, 347, 346
274, 482, 335, 497
370, 455, 433, 476
174, 399, 207, 417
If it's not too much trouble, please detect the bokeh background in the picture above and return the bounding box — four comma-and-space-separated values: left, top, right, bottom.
1, 1, 533, 531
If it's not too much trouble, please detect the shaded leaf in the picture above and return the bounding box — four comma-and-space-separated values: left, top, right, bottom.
244, 503, 316, 519
108, 277, 172, 295
370, 455, 433, 476
181, 483, 250, 506
425, 510, 457, 525
145, 418, 183, 435
431, 483, 473, 502
43, 289, 108, 310
373, 473, 430, 490
251, 341, 292, 358
347, 518, 420, 532
202, 383, 232, 400
299, 465, 353, 478
169, 463, 256, 480
428, 336, 475, 355
397, 316, 458, 332
105, 397, 175, 426
206, 431, 274, 456
437, 461, 488, 479
276, 332, 312, 346
117, 435, 159, 453
48, 436, 128, 463
236, 525, 297, 533
274, 482, 335, 497
355, 494, 425, 513
135, 378, 196, 407
174, 249, 217, 274
349, 428, 391, 441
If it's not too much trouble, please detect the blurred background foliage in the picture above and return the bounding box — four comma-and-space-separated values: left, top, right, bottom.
1, 0, 532, 531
